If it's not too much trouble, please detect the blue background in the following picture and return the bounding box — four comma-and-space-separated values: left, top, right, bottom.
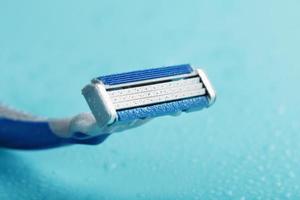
1, 0, 300, 199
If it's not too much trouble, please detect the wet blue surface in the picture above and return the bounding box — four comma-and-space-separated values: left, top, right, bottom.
117, 96, 209, 122
0, 0, 300, 199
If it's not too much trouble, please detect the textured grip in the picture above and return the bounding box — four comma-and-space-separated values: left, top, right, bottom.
117, 96, 209, 121
98, 64, 193, 85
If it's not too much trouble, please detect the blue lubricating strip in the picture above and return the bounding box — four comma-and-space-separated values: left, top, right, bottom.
0, 118, 110, 149
117, 96, 209, 121
98, 64, 193, 85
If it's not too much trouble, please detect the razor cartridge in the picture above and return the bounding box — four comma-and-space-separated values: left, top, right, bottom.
82, 64, 216, 127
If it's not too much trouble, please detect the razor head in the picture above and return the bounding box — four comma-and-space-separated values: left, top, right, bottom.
82, 64, 216, 127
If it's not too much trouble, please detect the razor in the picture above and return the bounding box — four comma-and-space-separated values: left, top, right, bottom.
82, 64, 216, 127
0, 64, 216, 149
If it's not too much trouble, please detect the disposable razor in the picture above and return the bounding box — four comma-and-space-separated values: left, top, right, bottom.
82, 64, 216, 128
0, 64, 216, 149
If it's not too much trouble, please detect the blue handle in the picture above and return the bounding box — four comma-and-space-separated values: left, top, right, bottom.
0, 118, 109, 150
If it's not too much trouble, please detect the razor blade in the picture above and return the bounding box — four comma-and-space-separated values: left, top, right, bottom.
82, 64, 216, 127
